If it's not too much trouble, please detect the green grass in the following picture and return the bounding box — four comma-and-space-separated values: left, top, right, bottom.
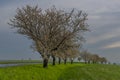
0, 63, 120, 80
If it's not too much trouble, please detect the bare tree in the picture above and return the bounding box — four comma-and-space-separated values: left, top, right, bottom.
55, 51, 62, 64
68, 49, 80, 64
80, 50, 91, 64
91, 54, 100, 64
9, 5, 88, 68
99, 57, 107, 64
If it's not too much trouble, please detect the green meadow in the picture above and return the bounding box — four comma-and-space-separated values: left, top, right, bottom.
0, 63, 120, 80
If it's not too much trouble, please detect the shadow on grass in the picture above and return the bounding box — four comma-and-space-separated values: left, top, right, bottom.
58, 66, 93, 80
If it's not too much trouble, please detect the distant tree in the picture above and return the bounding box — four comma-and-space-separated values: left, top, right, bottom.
99, 57, 107, 64
80, 50, 91, 64
29, 58, 31, 60
56, 39, 81, 64
68, 48, 79, 64
78, 56, 82, 62
113, 63, 116, 65
55, 51, 62, 64
9, 5, 88, 68
108, 62, 111, 64
79, 50, 108, 64
91, 54, 100, 64
87, 54, 92, 64
61, 51, 68, 64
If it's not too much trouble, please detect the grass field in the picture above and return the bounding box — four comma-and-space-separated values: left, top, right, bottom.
0, 63, 120, 80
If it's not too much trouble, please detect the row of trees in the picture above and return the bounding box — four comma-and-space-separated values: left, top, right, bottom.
9, 5, 89, 68
49, 48, 80, 65
78, 50, 107, 64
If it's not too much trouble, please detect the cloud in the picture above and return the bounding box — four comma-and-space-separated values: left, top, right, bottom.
102, 41, 120, 49
87, 34, 117, 44
53, 0, 120, 13
86, 27, 120, 44
88, 15, 101, 20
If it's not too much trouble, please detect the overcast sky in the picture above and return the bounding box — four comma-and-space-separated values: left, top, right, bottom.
1, 0, 120, 63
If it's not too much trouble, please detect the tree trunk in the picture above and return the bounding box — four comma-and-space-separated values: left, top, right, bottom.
85, 60, 87, 64
88, 60, 90, 64
43, 58, 48, 68
52, 56, 56, 66
101, 62, 103, 64
92, 61, 95, 64
71, 59, 73, 64
58, 57, 61, 64
64, 58, 67, 64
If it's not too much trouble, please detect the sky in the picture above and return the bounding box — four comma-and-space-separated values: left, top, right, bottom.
1, 0, 120, 63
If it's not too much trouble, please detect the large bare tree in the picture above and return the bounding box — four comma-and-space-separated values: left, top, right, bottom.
9, 5, 88, 68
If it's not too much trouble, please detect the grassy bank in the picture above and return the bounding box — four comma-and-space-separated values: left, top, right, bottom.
0, 63, 120, 80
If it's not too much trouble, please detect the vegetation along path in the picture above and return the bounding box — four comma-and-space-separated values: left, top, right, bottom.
0, 63, 120, 80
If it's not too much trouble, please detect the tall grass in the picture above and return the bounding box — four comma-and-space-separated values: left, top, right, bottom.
0, 63, 120, 80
